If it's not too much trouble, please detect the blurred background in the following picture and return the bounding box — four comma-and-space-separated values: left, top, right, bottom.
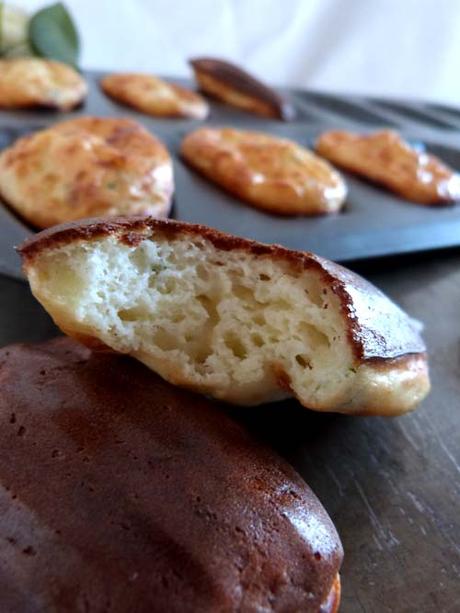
14, 0, 460, 105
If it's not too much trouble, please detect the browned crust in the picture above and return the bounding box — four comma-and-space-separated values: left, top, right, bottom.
18, 216, 426, 363
320, 574, 341, 613
0, 337, 344, 611
194, 71, 278, 120
189, 57, 295, 120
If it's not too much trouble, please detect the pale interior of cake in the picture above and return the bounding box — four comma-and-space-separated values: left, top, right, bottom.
28, 233, 357, 406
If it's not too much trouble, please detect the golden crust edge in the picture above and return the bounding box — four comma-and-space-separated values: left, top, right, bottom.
18, 216, 428, 360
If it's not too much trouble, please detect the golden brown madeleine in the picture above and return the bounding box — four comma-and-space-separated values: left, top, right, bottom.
315, 129, 460, 204
181, 127, 347, 215
0, 117, 173, 228
190, 57, 295, 120
101, 73, 209, 119
0, 58, 87, 111
0, 337, 343, 612
19, 217, 430, 416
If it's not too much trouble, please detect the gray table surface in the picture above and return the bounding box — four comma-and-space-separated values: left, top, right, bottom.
1, 246, 459, 613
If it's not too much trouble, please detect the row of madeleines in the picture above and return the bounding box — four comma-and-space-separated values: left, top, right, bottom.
1, 115, 459, 230
0, 58, 437, 612
0, 55, 311, 118
0, 57, 459, 223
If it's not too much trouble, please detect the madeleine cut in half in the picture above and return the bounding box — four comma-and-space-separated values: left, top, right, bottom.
181, 127, 347, 215
19, 217, 430, 416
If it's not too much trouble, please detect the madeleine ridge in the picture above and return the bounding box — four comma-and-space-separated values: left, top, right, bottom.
19, 217, 430, 416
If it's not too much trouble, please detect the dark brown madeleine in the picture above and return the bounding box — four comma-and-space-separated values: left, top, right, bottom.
0, 338, 342, 612
189, 57, 295, 120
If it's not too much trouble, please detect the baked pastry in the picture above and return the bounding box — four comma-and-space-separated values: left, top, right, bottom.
0, 337, 343, 612
101, 73, 209, 119
0, 57, 87, 110
19, 217, 430, 416
190, 57, 295, 120
0, 117, 173, 229
315, 129, 460, 204
181, 127, 347, 215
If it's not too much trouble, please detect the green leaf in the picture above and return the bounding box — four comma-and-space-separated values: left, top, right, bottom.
28, 3, 79, 67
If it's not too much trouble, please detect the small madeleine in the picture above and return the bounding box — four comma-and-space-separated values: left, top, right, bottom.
190, 57, 295, 120
0, 117, 173, 228
181, 127, 347, 215
101, 73, 209, 119
316, 129, 460, 204
0, 58, 87, 110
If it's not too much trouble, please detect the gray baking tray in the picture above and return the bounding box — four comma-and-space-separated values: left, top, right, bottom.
1, 71, 460, 280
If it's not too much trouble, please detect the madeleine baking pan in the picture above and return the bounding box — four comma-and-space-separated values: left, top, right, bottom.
1, 71, 460, 279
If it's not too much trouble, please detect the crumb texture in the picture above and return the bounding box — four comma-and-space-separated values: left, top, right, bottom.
23, 221, 430, 415
29, 234, 352, 408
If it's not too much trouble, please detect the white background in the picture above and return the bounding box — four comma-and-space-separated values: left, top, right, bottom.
18, 0, 460, 106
